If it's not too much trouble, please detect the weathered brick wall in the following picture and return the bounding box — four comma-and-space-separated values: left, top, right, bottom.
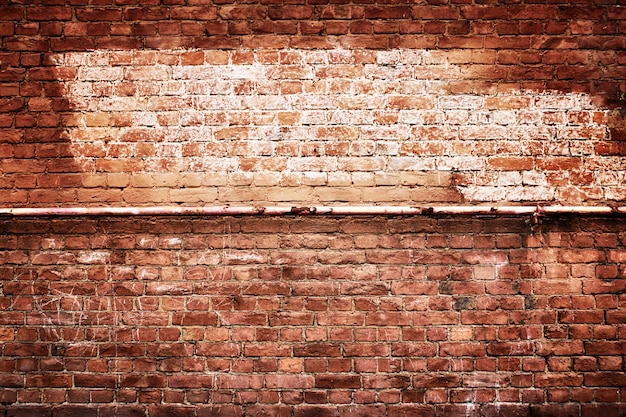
1, 1, 625, 206
1, 1, 626, 416
15, 48, 620, 206
1, 215, 626, 416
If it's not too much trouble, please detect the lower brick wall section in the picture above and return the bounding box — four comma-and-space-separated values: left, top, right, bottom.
1, 215, 625, 416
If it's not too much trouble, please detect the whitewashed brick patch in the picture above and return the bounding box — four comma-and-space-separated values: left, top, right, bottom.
33, 49, 626, 204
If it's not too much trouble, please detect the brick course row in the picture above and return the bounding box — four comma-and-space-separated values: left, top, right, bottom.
1, 3, 625, 41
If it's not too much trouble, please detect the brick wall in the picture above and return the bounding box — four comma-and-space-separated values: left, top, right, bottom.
1, 215, 626, 416
1, 1, 625, 206
1, 1, 626, 416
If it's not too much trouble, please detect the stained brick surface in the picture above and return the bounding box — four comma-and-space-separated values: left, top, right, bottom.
1, 1, 626, 415
0, 216, 625, 416
1, 1, 625, 206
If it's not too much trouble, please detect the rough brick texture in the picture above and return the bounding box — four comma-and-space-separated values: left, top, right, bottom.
2, 1, 626, 416
1, 215, 626, 416
1, 1, 625, 206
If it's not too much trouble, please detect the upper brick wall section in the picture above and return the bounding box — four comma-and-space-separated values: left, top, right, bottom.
1, 1, 624, 97
0, 1, 625, 206
1, 0, 625, 106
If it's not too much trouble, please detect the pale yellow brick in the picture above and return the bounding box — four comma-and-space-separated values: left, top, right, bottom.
106, 173, 130, 188
265, 187, 314, 202
58, 49, 621, 208
351, 172, 375, 186
474, 266, 496, 280
77, 189, 123, 203
362, 187, 410, 202
348, 141, 376, 156
604, 186, 626, 201
169, 188, 217, 203
122, 187, 169, 203
219, 187, 269, 202
315, 187, 362, 202
81, 174, 107, 188
327, 172, 352, 187
280, 173, 303, 187
179, 173, 203, 187
85, 112, 110, 127
228, 172, 254, 186
287, 157, 338, 172
152, 173, 179, 187
302, 172, 327, 186
425, 172, 454, 187
205, 50, 229, 65
377, 141, 399, 156
252, 172, 281, 187
374, 173, 399, 186
398, 172, 428, 186
505, 186, 556, 202
388, 157, 437, 171
129, 173, 154, 188
200, 173, 228, 187
277, 111, 300, 125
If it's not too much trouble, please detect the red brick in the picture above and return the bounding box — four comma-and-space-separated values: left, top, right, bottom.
537, 340, 583, 356
486, 341, 534, 356
0, 6, 24, 20
412, 6, 458, 20
146, 406, 195, 417
364, 6, 410, 19
461, 311, 508, 325
535, 373, 583, 387
52, 406, 98, 417
558, 310, 604, 324
413, 374, 460, 388
439, 36, 483, 49
294, 406, 337, 417
76, 9, 123, 21
559, 249, 605, 263
487, 157, 533, 171
171, 7, 217, 20
26, 374, 72, 387
439, 342, 485, 357
168, 375, 213, 388
172, 311, 218, 326
461, 6, 507, 20
27, 7, 72, 21
196, 343, 241, 357
266, 374, 314, 389
74, 375, 117, 388
584, 373, 626, 387
315, 374, 361, 389
268, 6, 314, 20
